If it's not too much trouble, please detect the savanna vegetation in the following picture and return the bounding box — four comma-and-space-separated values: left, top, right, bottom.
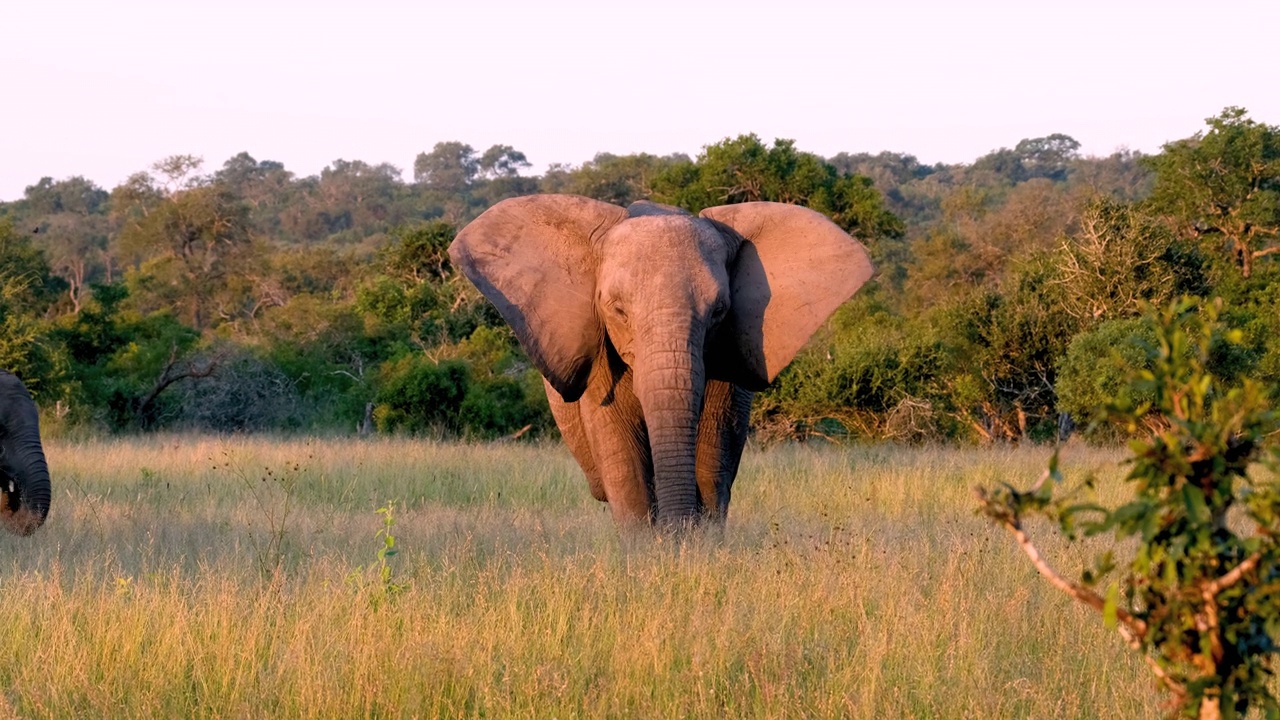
3, 106, 1277, 444
0, 437, 1162, 718
4, 109, 1280, 719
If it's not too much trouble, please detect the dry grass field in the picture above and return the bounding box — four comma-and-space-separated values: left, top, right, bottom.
0, 437, 1162, 718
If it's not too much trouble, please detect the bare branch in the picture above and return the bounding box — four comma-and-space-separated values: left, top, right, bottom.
1205, 551, 1264, 596
1027, 468, 1052, 494
991, 514, 1185, 698
327, 369, 366, 385
997, 518, 1147, 636
1135, 646, 1188, 701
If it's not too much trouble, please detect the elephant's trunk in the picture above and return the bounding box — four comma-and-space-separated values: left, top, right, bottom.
1, 434, 50, 536
0, 375, 51, 536
634, 335, 705, 530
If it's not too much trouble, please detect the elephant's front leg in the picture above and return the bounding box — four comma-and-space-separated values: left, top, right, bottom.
545, 379, 606, 502
695, 380, 754, 520
578, 367, 655, 525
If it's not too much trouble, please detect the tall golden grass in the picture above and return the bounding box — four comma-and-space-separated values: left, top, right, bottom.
0, 437, 1160, 718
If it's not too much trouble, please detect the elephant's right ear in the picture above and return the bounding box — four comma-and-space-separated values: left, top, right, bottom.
449, 195, 628, 402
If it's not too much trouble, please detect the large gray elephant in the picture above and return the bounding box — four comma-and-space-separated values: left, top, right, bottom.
449, 196, 872, 528
0, 371, 51, 536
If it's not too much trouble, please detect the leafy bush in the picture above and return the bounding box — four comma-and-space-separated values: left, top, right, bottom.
373, 356, 469, 434
373, 326, 553, 439
756, 307, 949, 441
356, 221, 501, 348
458, 371, 551, 440
1055, 317, 1156, 439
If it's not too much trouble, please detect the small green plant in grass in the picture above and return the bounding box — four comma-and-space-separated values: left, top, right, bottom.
978, 297, 1280, 720
348, 501, 409, 607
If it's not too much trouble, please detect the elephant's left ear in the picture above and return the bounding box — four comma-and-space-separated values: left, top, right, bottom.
700, 202, 874, 390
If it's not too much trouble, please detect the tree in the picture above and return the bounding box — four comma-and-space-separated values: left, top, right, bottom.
214, 152, 294, 237
24, 176, 112, 313
314, 159, 408, 238
541, 152, 688, 206
939, 259, 1080, 440
355, 221, 498, 349
969, 134, 1081, 185
754, 304, 949, 442
902, 179, 1076, 312
373, 356, 469, 434
0, 279, 45, 391
825, 151, 944, 225
150, 154, 206, 193
652, 134, 905, 243
105, 311, 212, 429
969, 147, 1027, 184
477, 145, 531, 179
413, 142, 479, 193
0, 217, 65, 316
38, 213, 109, 313
827, 151, 937, 188
115, 165, 255, 330
0, 219, 62, 390
108, 171, 165, 235
1148, 107, 1280, 278
215, 152, 287, 193
1014, 133, 1081, 181
22, 175, 109, 216
1068, 148, 1154, 202
979, 298, 1280, 719
410, 142, 537, 222
1052, 196, 1206, 322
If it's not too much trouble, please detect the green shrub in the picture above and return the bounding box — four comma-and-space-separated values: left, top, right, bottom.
1055, 317, 1156, 439
757, 310, 948, 440
374, 356, 469, 434
372, 349, 551, 439
458, 370, 552, 440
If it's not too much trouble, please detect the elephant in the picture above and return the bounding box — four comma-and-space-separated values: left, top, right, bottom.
449, 195, 872, 528
0, 371, 51, 536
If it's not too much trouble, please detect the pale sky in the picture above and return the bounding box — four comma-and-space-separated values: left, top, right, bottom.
2, 0, 1277, 201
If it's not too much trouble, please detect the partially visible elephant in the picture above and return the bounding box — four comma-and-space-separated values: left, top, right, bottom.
0, 371, 51, 535
450, 196, 872, 528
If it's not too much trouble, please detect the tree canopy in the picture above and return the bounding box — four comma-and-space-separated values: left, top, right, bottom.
1, 108, 1276, 441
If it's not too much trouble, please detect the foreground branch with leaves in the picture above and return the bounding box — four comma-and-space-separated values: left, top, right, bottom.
977, 298, 1280, 719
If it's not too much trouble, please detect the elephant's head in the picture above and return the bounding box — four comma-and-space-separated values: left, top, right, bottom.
0, 372, 51, 536
450, 195, 872, 526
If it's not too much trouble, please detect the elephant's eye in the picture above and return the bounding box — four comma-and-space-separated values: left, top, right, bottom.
610, 303, 628, 322
710, 300, 729, 324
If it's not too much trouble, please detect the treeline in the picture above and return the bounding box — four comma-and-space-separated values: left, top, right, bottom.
1, 107, 1277, 442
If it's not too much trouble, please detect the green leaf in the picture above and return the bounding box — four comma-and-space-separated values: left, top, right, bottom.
1103, 582, 1119, 629
1048, 450, 1063, 485
1110, 500, 1151, 532
1182, 484, 1212, 524
1062, 502, 1109, 518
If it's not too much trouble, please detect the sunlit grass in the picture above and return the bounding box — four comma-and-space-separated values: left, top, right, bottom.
0, 437, 1162, 718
